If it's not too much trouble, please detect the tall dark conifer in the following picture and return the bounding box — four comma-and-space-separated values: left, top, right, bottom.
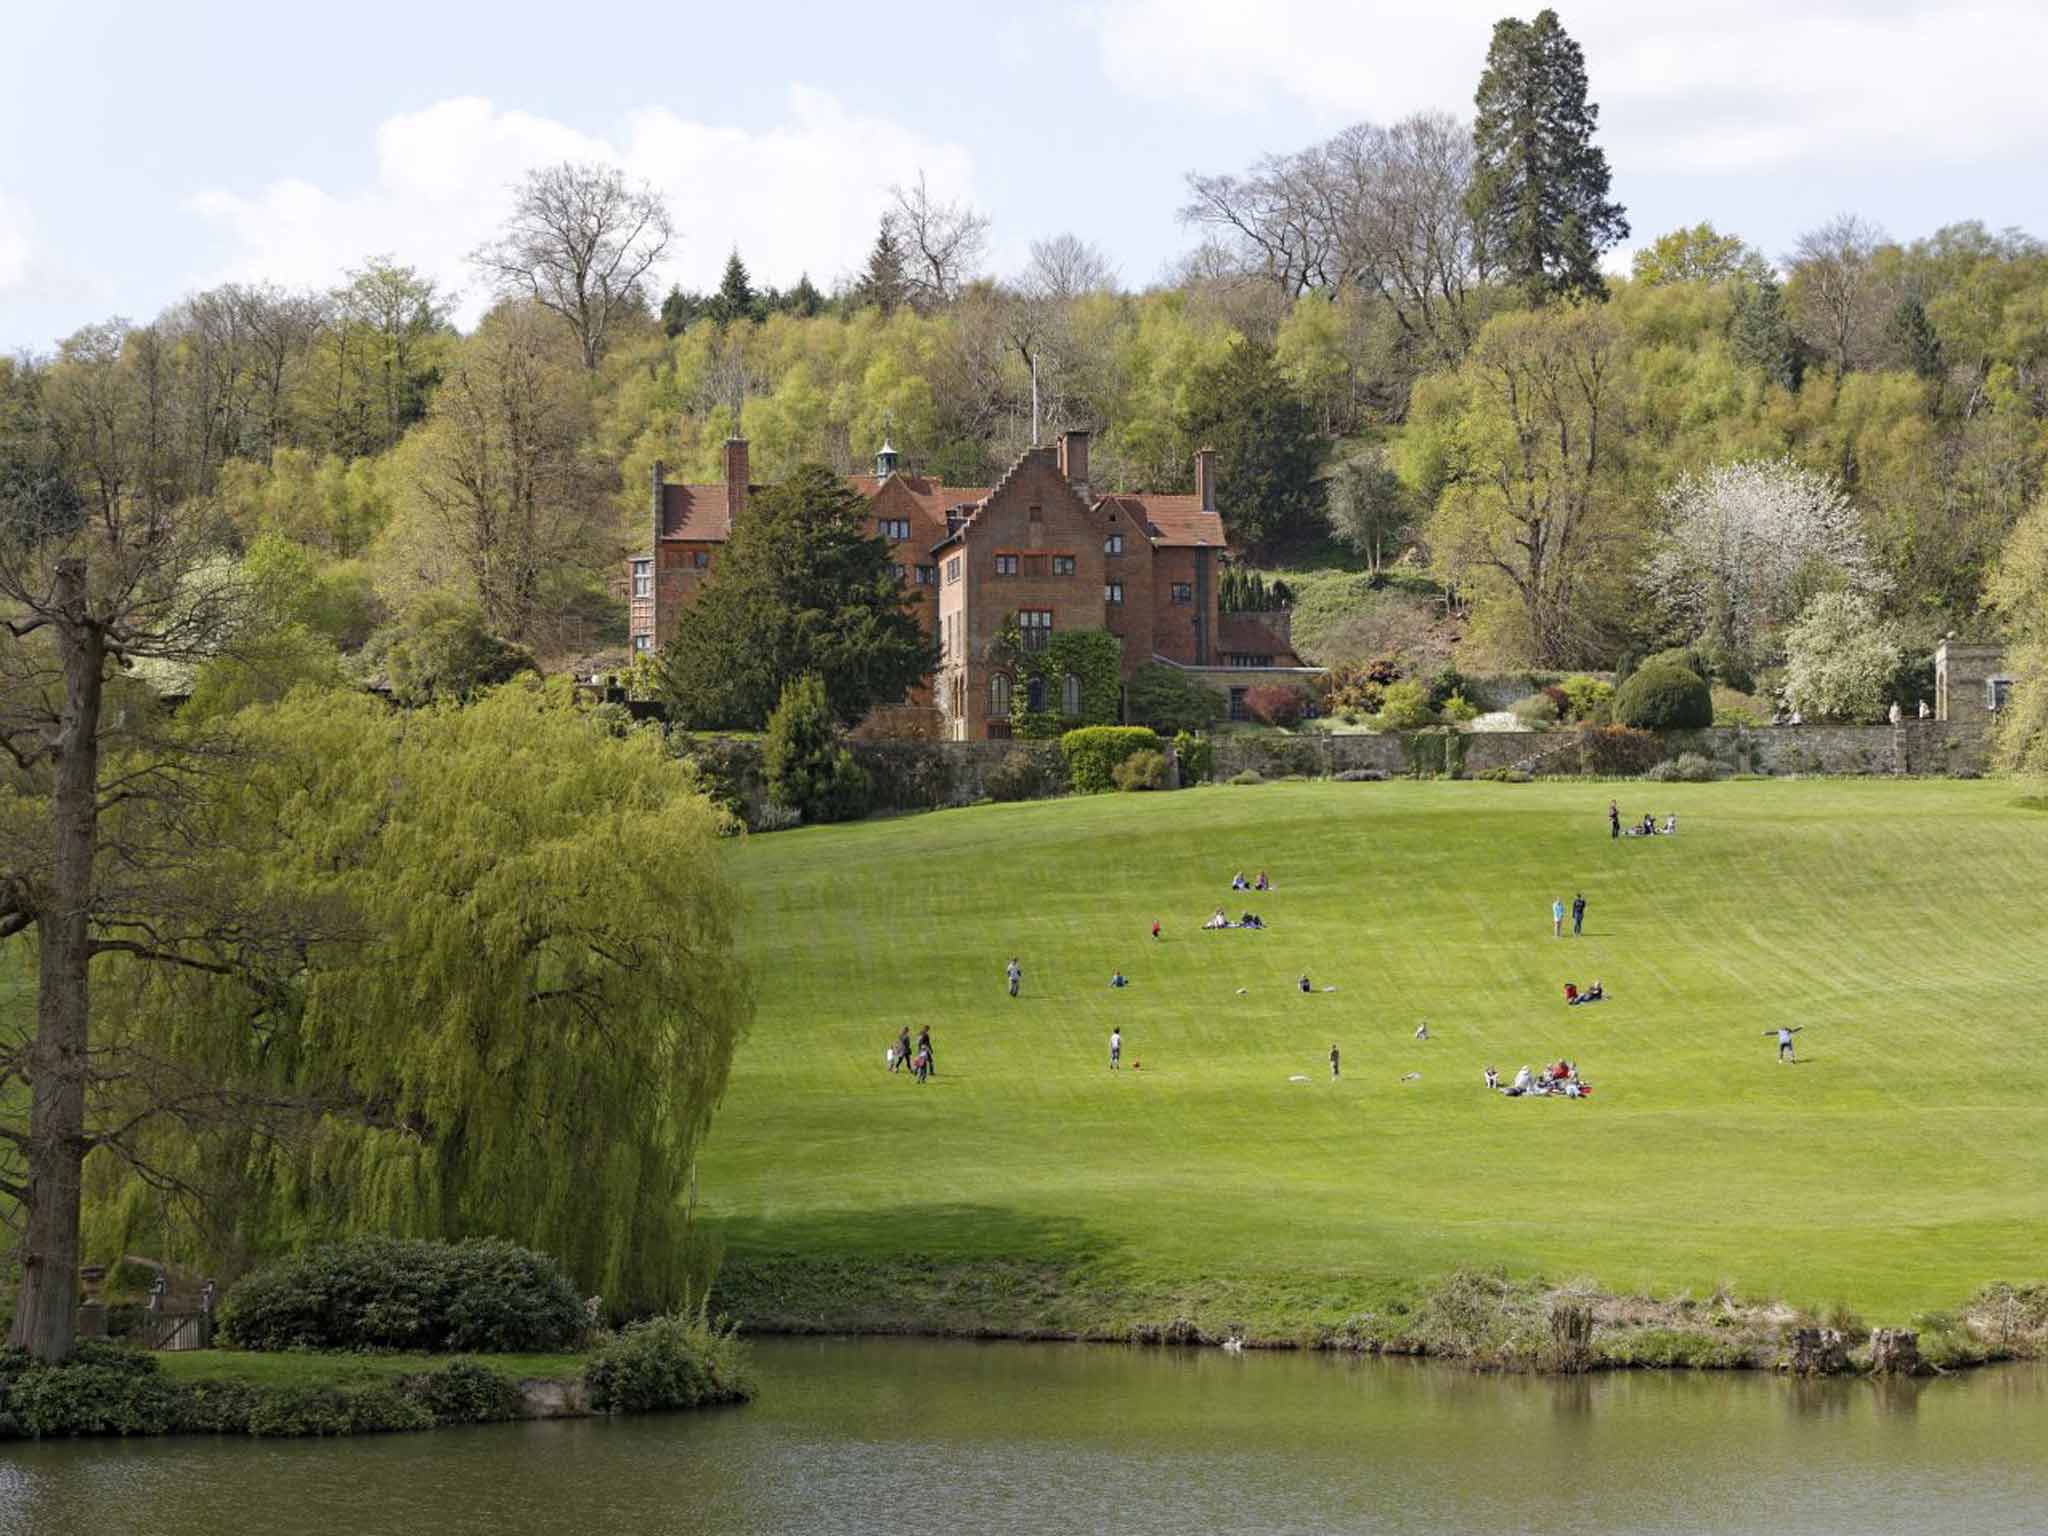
1468, 9, 1628, 301
709, 250, 759, 326
855, 222, 909, 315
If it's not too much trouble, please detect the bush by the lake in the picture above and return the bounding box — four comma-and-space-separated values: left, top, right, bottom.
584, 1312, 753, 1413
0, 1346, 534, 1440
220, 1237, 585, 1354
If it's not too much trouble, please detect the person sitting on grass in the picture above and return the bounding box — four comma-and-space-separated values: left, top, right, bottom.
1205, 907, 1230, 930
1484, 1066, 1500, 1090
1511, 1064, 1534, 1094
1241, 911, 1264, 929
1256, 870, 1271, 891
1299, 973, 1313, 993
1586, 980, 1603, 1001
1414, 1021, 1430, 1041
1564, 982, 1580, 1005
1109, 970, 1129, 988
1663, 814, 1678, 835
1640, 812, 1656, 836
1232, 871, 1250, 890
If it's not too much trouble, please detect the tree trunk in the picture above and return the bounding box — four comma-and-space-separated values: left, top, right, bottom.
10, 557, 101, 1363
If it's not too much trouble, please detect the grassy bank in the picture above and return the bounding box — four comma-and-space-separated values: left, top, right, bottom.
703, 779, 2048, 1349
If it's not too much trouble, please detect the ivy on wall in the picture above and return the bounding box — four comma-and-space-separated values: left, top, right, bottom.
992, 618, 1123, 739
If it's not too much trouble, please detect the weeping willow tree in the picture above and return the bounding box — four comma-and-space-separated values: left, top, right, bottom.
85, 678, 752, 1314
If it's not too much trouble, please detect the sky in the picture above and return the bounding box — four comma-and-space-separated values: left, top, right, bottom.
5, 0, 2048, 352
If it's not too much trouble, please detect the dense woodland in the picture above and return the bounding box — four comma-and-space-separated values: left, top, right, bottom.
8, 6, 2048, 1361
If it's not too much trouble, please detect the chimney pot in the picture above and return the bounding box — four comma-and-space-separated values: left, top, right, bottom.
1058, 428, 1091, 497
724, 437, 749, 529
1195, 447, 1217, 513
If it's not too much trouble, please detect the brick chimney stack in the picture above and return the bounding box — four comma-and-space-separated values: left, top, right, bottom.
723, 436, 749, 530
1195, 446, 1217, 513
1057, 428, 1091, 498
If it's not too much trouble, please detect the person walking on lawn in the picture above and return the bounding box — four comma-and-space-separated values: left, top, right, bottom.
917, 1025, 936, 1076
1609, 799, 1620, 839
1571, 892, 1586, 936
893, 1026, 912, 1074
1110, 1027, 1122, 1071
1006, 957, 1022, 998
1330, 1042, 1341, 1080
1552, 897, 1565, 937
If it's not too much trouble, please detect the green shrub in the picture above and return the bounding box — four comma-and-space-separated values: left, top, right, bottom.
1646, 752, 1724, 783
1228, 769, 1264, 786
404, 1362, 525, 1425
1243, 684, 1308, 727
584, 1313, 753, 1413
1577, 724, 1666, 777
1477, 767, 1533, 783
1172, 731, 1215, 784
1375, 680, 1436, 731
1509, 692, 1559, 727
1612, 663, 1713, 730
220, 1237, 585, 1354
1060, 726, 1163, 794
381, 596, 538, 705
1424, 665, 1467, 710
0, 1345, 181, 1438
983, 747, 1065, 803
763, 674, 871, 824
1559, 675, 1614, 723
1126, 662, 1222, 733
1440, 692, 1480, 724
1112, 749, 1170, 791
1332, 767, 1387, 782
1598, 1328, 1751, 1369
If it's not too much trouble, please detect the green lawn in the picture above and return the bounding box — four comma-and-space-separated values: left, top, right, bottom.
699, 779, 2048, 1331
156, 1350, 584, 1386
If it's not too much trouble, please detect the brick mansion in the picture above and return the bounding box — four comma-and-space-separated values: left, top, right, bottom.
628, 430, 1308, 738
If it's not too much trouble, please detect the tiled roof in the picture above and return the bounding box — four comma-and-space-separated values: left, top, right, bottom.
659, 473, 990, 544
1219, 612, 1298, 659
658, 484, 741, 542
1108, 493, 1226, 547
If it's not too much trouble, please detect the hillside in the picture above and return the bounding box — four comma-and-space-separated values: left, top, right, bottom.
700, 780, 2048, 1338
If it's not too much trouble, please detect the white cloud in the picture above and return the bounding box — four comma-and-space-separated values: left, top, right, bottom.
188, 91, 975, 321
0, 194, 31, 296
1093, 1, 2048, 174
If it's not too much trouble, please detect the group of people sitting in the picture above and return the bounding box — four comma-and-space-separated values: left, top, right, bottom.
1563, 980, 1605, 1006
1625, 813, 1678, 837
1487, 1060, 1592, 1098
1205, 907, 1266, 930
1230, 870, 1273, 892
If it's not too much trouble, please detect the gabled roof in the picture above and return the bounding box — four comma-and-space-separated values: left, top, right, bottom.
658, 483, 743, 542
1098, 493, 1226, 548
1219, 612, 1298, 660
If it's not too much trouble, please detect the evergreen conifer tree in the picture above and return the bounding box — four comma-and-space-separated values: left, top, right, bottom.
710, 250, 759, 326
855, 222, 909, 315
1468, 9, 1629, 301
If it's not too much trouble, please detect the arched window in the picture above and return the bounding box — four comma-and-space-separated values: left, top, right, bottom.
1062, 674, 1082, 716
1026, 675, 1046, 714
990, 674, 1012, 718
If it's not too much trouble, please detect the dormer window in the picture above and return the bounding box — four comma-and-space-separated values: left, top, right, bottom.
879, 518, 911, 541
1104, 534, 1124, 556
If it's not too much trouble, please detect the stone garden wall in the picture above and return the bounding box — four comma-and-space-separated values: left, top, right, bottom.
676, 718, 1993, 829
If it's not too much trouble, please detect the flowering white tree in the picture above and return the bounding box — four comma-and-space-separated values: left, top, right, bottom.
1642, 458, 1885, 670
1781, 592, 1901, 721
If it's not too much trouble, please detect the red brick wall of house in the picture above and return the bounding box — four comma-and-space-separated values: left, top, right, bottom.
954, 450, 1114, 739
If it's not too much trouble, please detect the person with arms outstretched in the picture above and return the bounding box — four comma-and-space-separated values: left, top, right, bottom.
1766, 1025, 1803, 1062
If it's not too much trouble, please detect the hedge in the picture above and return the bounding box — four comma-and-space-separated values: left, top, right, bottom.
583, 1313, 752, 1414
1060, 726, 1163, 794
0, 1345, 534, 1440
219, 1237, 585, 1355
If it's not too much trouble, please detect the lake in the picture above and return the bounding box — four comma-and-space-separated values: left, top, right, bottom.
5, 1339, 2045, 1535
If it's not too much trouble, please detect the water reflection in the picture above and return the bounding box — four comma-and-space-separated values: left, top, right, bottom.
2, 1341, 2044, 1536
